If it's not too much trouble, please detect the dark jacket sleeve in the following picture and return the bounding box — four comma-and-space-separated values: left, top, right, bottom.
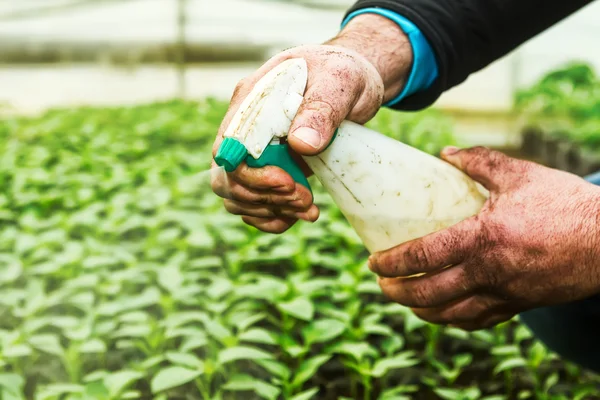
344, 0, 595, 110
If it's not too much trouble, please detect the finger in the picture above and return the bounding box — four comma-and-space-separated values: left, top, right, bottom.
287, 63, 366, 156
440, 146, 518, 192
450, 313, 515, 332
224, 200, 319, 222
213, 179, 313, 209
368, 217, 481, 278
229, 163, 295, 193
241, 216, 297, 234
377, 265, 476, 308
411, 295, 503, 325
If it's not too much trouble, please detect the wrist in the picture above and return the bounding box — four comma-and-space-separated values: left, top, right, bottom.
326, 13, 413, 104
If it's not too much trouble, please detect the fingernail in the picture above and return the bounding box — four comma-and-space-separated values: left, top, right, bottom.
442, 146, 460, 156
292, 127, 322, 149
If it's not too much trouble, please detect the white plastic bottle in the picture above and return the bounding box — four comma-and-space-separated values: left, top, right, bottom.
214, 58, 488, 254
303, 121, 488, 253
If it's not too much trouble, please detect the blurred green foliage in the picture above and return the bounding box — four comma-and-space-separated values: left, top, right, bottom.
515, 62, 600, 150
0, 99, 597, 399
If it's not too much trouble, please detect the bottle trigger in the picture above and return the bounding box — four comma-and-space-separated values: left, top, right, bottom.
283, 92, 304, 122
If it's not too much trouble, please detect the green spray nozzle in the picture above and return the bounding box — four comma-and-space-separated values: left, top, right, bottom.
213, 58, 312, 194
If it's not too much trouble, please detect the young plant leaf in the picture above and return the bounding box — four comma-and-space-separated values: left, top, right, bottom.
79, 338, 107, 353
301, 319, 346, 345
151, 366, 203, 393
222, 374, 280, 400
218, 346, 274, 365
381, 335, 404, 356
180, 336, 208, 352
255, 359, 291, 381
165, 352, 204, 369
0, 374, 24, 396
328, 341, 378, 362
493, 357, 527, 375
290, 387, 320, 400
277, 297, 314, 321
238, 328, 277, 345
371, 352, 420, 377
291, 355, 331, 389
104, 370, 144, 398
234, 312, 267, 332
28, 334, 64, 357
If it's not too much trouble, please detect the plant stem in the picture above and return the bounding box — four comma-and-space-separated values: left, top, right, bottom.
362, 375, 372, 400
195, 377, 211, 400
504, 370, 514, 397
283, 382, 291, 400
426, 325, 441, 360
351, 373, 358, 399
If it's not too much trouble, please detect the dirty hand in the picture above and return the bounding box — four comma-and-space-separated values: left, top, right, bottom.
369, 146, 600, 331
211, 14, 413, 233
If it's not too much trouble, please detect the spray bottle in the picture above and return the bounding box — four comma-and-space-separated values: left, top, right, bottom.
214, 58, 488, 253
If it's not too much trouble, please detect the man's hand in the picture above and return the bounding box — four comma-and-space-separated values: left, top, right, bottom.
368, 146, 600, 331
212, 14, 413, 234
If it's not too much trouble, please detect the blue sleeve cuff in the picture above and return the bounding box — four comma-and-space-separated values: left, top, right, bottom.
341, 8, 439, 108
585, 170, 600, 186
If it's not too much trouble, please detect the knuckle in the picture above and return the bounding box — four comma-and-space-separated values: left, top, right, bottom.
510, 158, 539, 185
252, 194, 271, 205
291, 191, 312, 208
467, 226, 506, 289
269, 206, 283, 217
410, 284, 433, 307
223, 200, 241, 215
231, 78, 249, 99
446, 302, 486, 323
441, 309, 462, 324
281, 209, 298, 219
302, 98, 340, 126
469, 146, 489, 157
471, 302, 491, 321
469, 261, 501, 290
403, 244, 432, 273
464, 147, 491, 172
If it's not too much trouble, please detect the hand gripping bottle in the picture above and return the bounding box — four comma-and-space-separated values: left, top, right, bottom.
214, 58, 488, 253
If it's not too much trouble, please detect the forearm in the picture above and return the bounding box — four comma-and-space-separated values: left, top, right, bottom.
326, 13, 413, 104
345, 0, 594, 110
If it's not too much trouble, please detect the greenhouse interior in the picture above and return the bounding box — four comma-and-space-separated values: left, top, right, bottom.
1, 0, 600, 399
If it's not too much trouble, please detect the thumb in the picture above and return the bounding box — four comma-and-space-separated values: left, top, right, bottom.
287, 83, 355, 156
441, 146, 515, 191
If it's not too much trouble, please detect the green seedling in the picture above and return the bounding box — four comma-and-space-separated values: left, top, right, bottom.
0, 98, 597, 400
